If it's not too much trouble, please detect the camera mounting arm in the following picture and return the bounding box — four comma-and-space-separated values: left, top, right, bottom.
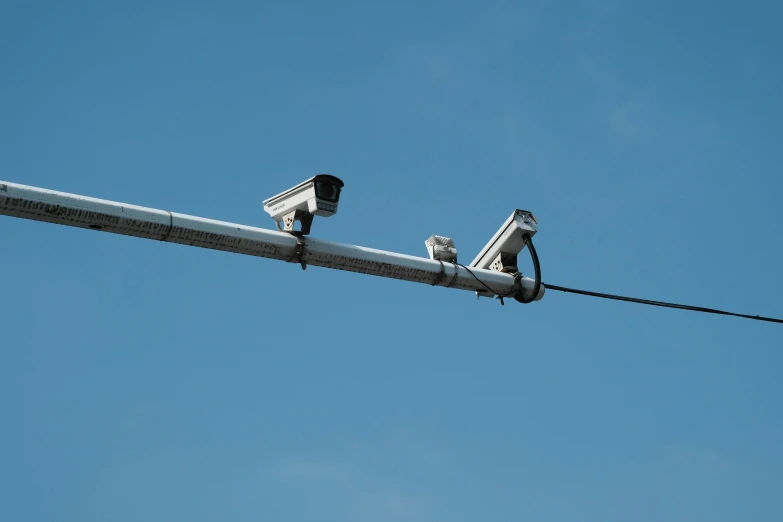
0, 180, 544, 301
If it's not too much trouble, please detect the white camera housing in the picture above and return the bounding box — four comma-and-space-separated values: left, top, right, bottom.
425, 235, 458, 263
470, 209, 538, 272
263, 175, 344, 235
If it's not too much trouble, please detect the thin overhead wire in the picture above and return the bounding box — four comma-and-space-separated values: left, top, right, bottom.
544, 283, 783, 324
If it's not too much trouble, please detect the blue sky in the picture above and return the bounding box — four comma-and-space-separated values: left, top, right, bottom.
1, 1, 782, 521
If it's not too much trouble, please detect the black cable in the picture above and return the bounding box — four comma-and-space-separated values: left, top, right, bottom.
514, 236, 541, 304
544, 284, 783, 324
457, 263, 512, 297
456, 236, 542, 303
454, 235, 779, 322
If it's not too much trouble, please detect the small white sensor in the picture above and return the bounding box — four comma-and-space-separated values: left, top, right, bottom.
425, 235, 458, 263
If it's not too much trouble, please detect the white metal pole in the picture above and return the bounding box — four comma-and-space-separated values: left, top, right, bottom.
0, 180, 544, 300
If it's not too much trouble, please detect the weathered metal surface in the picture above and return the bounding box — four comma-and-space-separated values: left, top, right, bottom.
0, 180, 544, 300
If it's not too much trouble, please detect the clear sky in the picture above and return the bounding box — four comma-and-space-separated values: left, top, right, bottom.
2, 1, 782, 521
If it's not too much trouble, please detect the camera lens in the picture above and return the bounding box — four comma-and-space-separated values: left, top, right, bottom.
316, 182, 339, 201
319, 183, 334, 199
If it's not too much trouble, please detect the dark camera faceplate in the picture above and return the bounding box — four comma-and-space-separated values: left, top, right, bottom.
315, 181, 341, 202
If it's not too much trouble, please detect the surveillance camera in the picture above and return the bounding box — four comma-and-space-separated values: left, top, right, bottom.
263, 174, 344, 235
470, 209, 538, 273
